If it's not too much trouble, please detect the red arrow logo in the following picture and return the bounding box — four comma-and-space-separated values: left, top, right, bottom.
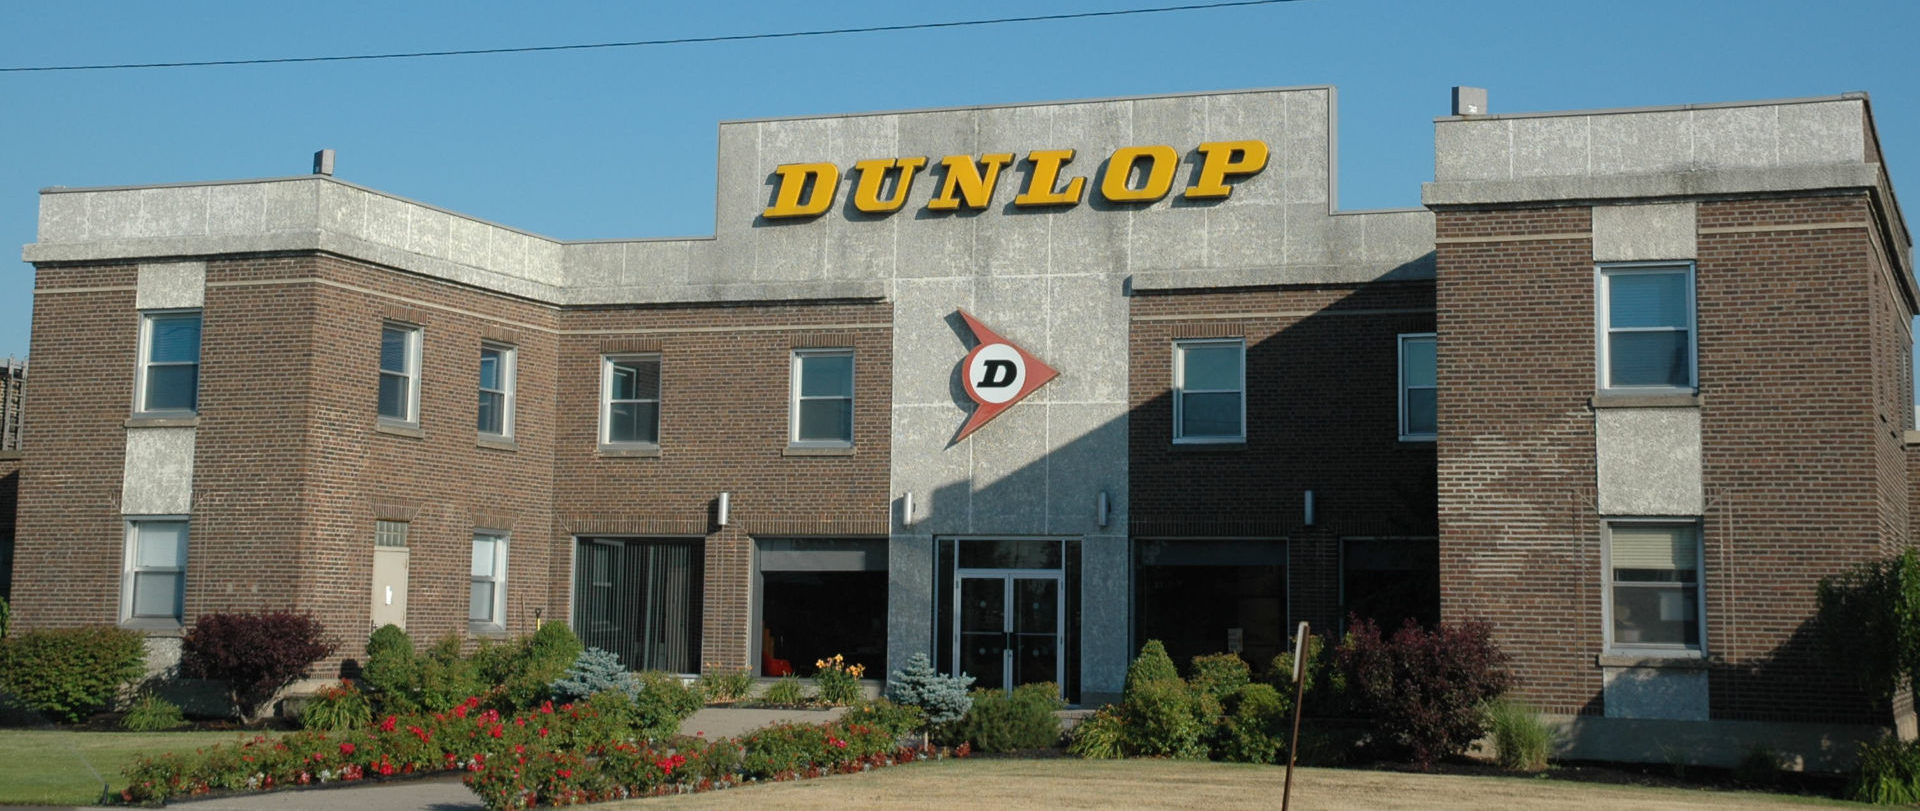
954, 309, 1058, 442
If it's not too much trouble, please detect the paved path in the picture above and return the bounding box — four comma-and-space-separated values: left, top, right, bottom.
163, 706, 846, 811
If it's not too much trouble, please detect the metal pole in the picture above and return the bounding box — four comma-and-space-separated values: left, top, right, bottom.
1281, 621, 1309, 811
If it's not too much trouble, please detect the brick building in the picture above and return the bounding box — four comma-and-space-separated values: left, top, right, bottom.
7, 86, 1914, 767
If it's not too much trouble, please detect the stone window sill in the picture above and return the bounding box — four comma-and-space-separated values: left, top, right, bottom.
478, 436, 519, 452
1590, 392, 1701, 409
126, 416, 200, 429
598, 445, 662, 458
1595, 653, 1708, 669
784, 445, 855, 457
469, 623, 509, 640
375, 422, 425, 439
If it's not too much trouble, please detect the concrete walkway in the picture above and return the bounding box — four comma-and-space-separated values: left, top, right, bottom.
163, 706, 847, 811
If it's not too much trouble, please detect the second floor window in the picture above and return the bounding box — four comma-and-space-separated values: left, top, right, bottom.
602, 355, 661, 447
1173, 338, 1244, 443
379, 324, 422, 425
791, 349, 854, 447
478, 344, 516, 438
137, 311, 201, 415
1399, 333, 1436, 441
1599, 263, 1695, 392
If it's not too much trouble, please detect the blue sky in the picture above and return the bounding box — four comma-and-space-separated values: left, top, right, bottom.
3, 1, 1917, 366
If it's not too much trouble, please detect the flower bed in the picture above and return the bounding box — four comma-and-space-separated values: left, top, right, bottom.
118, 694, 959, 810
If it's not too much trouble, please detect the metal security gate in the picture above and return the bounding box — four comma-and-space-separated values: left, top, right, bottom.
573, 538, 703, 673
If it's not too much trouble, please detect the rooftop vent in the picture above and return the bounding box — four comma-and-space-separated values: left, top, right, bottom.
1452, 86, 1488, 116
313, 149, 335, 176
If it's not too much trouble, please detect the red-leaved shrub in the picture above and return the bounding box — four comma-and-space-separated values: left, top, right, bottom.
181, 611, 335, 720
1332, 617, 1512, 769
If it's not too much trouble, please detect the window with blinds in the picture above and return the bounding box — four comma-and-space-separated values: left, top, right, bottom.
1608, 523, 1701, 650
137, 311, 202, 415
1599, 263, 1695, 392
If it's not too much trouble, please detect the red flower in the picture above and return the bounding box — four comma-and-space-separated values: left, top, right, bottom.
557, 769, 573, 779
489, 723, 504, 738
454, 705, 469, 719
379, 715, 397, 733
540, 700, 554, 714
339, 742, 356, 755
538, 727, 549, 738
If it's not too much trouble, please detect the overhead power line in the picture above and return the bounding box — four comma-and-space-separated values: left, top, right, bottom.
0, 0, 1307, 73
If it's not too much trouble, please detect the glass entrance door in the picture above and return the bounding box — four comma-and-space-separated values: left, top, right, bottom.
956, 570, 1062, 692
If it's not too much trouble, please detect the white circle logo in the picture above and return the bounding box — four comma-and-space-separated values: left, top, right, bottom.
966, 343, 1026, 404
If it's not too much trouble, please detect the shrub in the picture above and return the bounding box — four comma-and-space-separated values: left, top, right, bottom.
0, 625, 146, 723
1331, 617, 1512, 769
415, 636, 483, 713
1067, 706, 1126, 759
845, 698, 925, 738
301, 681, 373, 731
496, 623, 584, 710
1190, 653, 1251, 702
888, 652, 974, 735
1817, 549, 1920, 701
121, 693, 187, 731
362, 624, 420, 713
1484, 697, 1552, 772
1735, 744, 1783, 789
1852, 735, 1920, 805
1124, 640, 1179, 699
762, 675, 808, 707
955, 683, 1062, 752
696, 667, 753, 703
1118, 677, 1209, 759
0, 596, 9, 639
181, 611, 335, 720
550, 648, 640, 703
1214, 683, 1287, 764
632, 671, 703, 740
812, 653, 867, 706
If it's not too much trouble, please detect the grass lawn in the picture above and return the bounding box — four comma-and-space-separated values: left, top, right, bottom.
603, 758, 1869, 810
0, 729, 274, 806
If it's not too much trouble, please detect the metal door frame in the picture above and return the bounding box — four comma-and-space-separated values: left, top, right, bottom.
953, 567, 1065, 696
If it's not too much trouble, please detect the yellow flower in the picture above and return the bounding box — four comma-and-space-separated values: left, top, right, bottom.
815, 659, 828, 669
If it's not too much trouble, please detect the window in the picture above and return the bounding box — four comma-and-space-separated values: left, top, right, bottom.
379, 324, 422, 425
1606, 522, 1703, 653
1598, 263, 1695, 392
478, 344, 516, 438
136, 311, 202, 415
1340, 538, 1441, 631
375, 520, 408, 547
1398, 333, 1436, 441
1135, 538, 1286, 673
573, 538, 704, 673
601, 355, 661, 447
1173, 339, 1244, 442
124, 518, 188, 624
470, 533, 508, 631
791, 349, 854, 447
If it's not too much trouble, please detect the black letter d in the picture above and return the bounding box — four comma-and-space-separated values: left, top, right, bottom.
977, 359, 1017, 388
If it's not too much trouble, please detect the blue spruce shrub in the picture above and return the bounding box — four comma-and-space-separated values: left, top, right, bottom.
550, 647, 641, 703
888, 652, 974, 726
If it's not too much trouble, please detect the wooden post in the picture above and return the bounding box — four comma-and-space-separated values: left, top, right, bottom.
1281, 621, 1310, 811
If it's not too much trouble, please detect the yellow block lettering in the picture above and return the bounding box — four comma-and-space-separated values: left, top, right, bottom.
1184, 140, 1270, 200
1100, 145, 1179, 203
850, 157, 928, 214
1013, 149, 1086, 208
927, 153, 1015, 211
763, 162, 840, 219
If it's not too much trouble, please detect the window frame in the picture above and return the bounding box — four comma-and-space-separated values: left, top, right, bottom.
134, 309, 203, 417
1601, 518, 1707, 657
599, 353, 662, 450
470, 532, 509, 635
789, 348, 856, 449
1596, 262, 1697, 395
1172, 338, 1246, 444
478, 342, 517, 439
122, 516, 189, 628
375, 519, 409, 548
1397, 332, 1437, 442
378, 323, 424, 427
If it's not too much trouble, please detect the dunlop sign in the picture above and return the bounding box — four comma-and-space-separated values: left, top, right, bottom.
763, 140, 1269, 220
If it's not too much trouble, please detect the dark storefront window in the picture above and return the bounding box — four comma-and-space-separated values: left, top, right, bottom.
1134, 538, 1286, 677
757, 538, 887, 678
936, 538, 1080, 703
573, 538, 703, 673
1341, 538, 1440, 631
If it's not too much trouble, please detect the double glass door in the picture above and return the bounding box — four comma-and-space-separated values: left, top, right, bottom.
956, 570, 1062, 692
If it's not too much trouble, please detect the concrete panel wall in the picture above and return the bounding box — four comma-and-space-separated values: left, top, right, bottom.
1601, 666, 1709, 721
121, 427, 195, 515
135, 261, 206, 310
1594, 409, 1704, 515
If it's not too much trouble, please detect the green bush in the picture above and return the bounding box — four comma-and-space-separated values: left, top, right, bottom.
496, 623, 584, 710
551, 648, 640, 703
300, 681, 373, 731
1124, 640, 1179, 699
696, 668, 754, 703
121, 693, 187, 731
844, 697, 925, 738
1190, 653, 1251, 702
1214, 683, 1287, 763
632, 671, 703, 740
812, 653, 866, 706
1119, 677, 1209, 759
955, 683, 1062, 752
1853, 735, 1920, 805
361, 624, 421, 714
416, 635, 483, 712
0, 626, 145, 723
1817, 549, 1920, 701
762, 675, 808, 707
0, 596, 10, 639
1484, 697, 1552, 772
1735, 744, 1782, 789
1067, 706, 1127, 759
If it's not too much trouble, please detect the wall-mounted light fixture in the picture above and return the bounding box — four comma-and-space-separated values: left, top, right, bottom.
1304, 489, 1315, 527
716, 492, 731, 526
900, 492, 915, 527
1097, 491, 1111, 528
